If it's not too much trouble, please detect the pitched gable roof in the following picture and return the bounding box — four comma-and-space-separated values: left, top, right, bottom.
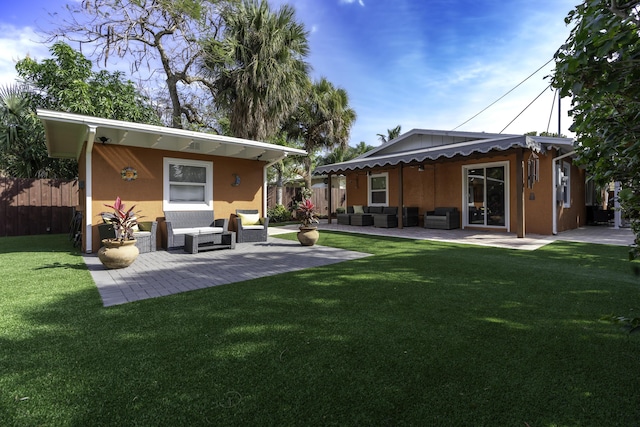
314, 129, 574, 175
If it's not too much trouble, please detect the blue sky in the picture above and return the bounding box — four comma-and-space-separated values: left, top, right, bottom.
0, 0, 578, 146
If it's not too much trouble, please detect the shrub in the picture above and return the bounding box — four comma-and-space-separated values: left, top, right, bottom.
267, 204, 292, 223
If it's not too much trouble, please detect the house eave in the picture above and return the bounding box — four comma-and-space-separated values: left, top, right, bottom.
314, 134, 549, 175
37, 109, 307, 162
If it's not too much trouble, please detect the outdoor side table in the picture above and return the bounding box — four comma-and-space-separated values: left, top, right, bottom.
184, 231, 236, 254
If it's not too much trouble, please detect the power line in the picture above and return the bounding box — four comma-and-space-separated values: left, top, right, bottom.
500, 83, 551, 133
451, 57, 554, 131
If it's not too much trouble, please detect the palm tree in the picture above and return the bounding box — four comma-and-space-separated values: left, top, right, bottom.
0, 84, 30, 151
350, 141, 374, 158
317, 141, 374, 166
0, 84, 46, 178
204, 0, 310, 141
285, 77, 356, 188
377, 124, 402, 143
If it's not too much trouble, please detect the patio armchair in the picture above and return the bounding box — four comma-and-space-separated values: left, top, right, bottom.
424, 207, 460, 230
97, 220, 158, 253
235, 209, 269, 243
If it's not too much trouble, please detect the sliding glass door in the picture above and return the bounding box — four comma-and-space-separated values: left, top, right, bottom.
464, 163, 508, 228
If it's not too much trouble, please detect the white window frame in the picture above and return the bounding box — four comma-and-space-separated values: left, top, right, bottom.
368, 172, 389, 206
163, 157, 213, 211
461, 161, 510, 231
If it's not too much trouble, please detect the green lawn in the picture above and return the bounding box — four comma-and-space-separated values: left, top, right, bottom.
1, 233, 639, 426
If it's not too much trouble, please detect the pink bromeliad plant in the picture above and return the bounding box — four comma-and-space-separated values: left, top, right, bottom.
101, 197, 140, 241
297, 198, 319, 228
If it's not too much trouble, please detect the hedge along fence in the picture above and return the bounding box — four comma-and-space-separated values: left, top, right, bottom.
266, 186, 346, 217
0, 178, 79, 237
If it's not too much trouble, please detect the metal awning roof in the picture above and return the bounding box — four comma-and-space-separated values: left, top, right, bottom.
37, 109, 307, 162
314, 133, 575, 175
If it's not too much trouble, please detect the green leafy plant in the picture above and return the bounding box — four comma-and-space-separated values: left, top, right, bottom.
100, 197, 140, 241
267, 204, 292, 223
297, 198, 319, 228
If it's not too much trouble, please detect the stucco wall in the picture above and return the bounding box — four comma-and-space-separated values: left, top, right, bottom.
82, 144, 264, 251
341, 148, 585, 235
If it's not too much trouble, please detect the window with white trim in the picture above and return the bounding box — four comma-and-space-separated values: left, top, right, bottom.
163, 157, 213, 211
368, 172, 388, 206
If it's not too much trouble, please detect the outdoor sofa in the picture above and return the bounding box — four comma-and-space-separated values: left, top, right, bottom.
424, 207, 460, 230
338, 205, 383, 226
164, 211, 228, 249
234, 209, 269, 243
373, 206, 420, 228
339, 206, 420, 228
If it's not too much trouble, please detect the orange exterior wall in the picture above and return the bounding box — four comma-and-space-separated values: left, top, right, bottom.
557, 158, 587, 233
80, 143, 265, 252
343, 148, 586, 235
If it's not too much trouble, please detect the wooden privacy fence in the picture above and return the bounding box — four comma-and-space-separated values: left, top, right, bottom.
0, 178, 79, 237
267, 186, 346, 217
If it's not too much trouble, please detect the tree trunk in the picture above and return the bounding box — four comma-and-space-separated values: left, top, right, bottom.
303, 156, 312, 190
276, 171, 283, 206
166, 75, 183, 129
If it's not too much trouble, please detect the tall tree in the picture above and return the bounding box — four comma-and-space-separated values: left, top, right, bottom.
203, 0, 310, 141
49, 0, 235, 128
16, 42, 161, 124
0, 84, 76, 178
377, 125, 402, 143
317, 141, 374, 166
552, 0, 640, 256
0, 43, 161, 178
285, 77, 356, 189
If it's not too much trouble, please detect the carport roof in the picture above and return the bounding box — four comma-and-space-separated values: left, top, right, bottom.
37, 109, 307, 162
314, 131, 575, 175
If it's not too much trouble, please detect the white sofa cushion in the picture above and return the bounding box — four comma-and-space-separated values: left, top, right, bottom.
241, 225, 265, 230
173, 227, 225, 235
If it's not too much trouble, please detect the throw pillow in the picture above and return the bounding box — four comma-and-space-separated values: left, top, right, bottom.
353, 205, 364, 214
238, 212, 260, 226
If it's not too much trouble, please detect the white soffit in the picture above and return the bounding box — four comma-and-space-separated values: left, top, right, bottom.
37, 109, 307, 162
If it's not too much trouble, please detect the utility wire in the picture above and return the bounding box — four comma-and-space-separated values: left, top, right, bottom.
500, 83, 552, 133
451, 57, 554, 131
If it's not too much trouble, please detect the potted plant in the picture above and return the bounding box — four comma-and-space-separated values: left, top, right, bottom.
296, 198, 320, 246
97, 197, 141, 269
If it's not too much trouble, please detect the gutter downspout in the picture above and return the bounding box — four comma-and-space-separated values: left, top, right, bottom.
552, 149, 576, 235
263, 153, 288, 215
85, 126, 97, 253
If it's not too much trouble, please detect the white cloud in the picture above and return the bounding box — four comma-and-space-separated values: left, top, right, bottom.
0, 24, 49, 87
339, 0, 365, 6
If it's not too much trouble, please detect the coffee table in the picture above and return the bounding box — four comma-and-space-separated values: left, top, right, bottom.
184, 231, 236, 254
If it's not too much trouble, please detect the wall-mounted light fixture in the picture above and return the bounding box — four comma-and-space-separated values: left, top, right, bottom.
232, 174, 241, 186
97, 136, 111, 144
418, 165, 425, 172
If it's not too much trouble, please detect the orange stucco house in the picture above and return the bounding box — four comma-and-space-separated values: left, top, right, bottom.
314, 129, 585, 237
38, 109, 306, 253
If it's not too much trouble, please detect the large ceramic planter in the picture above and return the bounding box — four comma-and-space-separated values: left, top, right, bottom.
98, 239, 139, 269
297, 227, 319, 246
